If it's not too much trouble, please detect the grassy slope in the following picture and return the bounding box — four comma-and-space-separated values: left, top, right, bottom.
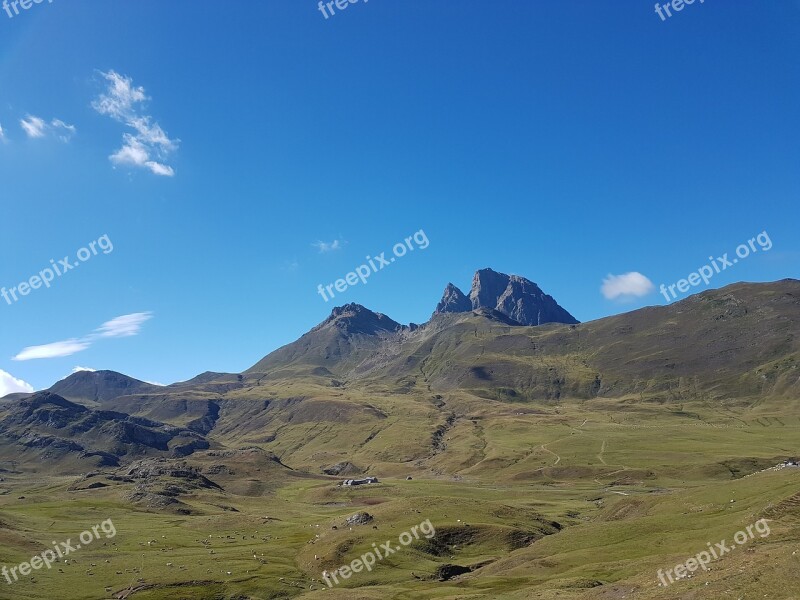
1, 397, 799, 599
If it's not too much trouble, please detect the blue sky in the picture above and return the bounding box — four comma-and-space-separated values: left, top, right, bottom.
1, 0, 798, 392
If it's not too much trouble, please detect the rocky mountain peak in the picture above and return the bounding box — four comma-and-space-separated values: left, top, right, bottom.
435, 283, 472, 314
434, 268, 579, 326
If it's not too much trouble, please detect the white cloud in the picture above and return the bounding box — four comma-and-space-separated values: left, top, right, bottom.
145, 161, 174, 176
0, 123, 6, 142
312, 239, 345, 253
13, 339, 91, 361
601, 272, 655, 301
109, 135, 149, 166
93, 70, 178, 177
20, 115, 46, 138
50, 119, 77, 142
0, 369, 34, 397
108, 134, 174, 176
109, 134, 173, 174
12, 312, 153, 361
49, 366, 97, 386
92, 71, 147, 119
95, 312, 153, 338
20, 115, 76, 142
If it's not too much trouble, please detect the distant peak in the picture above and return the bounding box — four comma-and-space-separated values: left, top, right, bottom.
329, 303, 373, 318
317, 303, 403, 336
433, 268, 578, 326
48, 369, 157, 403
434, 283, 471, 315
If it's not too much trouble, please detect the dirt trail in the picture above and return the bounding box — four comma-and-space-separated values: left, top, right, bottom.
540, 443, 561, 466
597, 440, 608, 465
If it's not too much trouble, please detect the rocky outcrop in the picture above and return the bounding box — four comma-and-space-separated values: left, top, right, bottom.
435, 283, 472, 314
323, 461, 361, 476
345, 512, 374, 526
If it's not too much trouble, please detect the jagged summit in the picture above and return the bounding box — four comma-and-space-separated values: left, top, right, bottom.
434, 268, 578, 326
435, 283, 472, 314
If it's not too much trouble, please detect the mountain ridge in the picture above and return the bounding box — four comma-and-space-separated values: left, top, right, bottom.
2, 279, 799, 480
6, 278, 800, 410
434, 268, 579, 326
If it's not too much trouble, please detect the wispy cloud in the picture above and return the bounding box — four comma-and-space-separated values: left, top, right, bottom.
20, 115, 46, 138
0, 369, 34, 397
95, 312, 153, 338
312, 239, 345, 253
20, 115, 76, 142
13, 339, 91, 361
0, 123, 6, 142
50, 119, 77, 142
13, 312, 153, 362
92, 70, 178, 177
601, 272, 655, 301
281, 259, 300, 272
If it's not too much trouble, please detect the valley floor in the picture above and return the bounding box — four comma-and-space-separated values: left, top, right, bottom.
1, 399, 799, 600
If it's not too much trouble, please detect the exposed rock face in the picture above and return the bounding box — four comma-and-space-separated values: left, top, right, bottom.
433, 268, 579, 326
471, 269, 578, 326
435, 283, 472, 314
470, 268, 512, 310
